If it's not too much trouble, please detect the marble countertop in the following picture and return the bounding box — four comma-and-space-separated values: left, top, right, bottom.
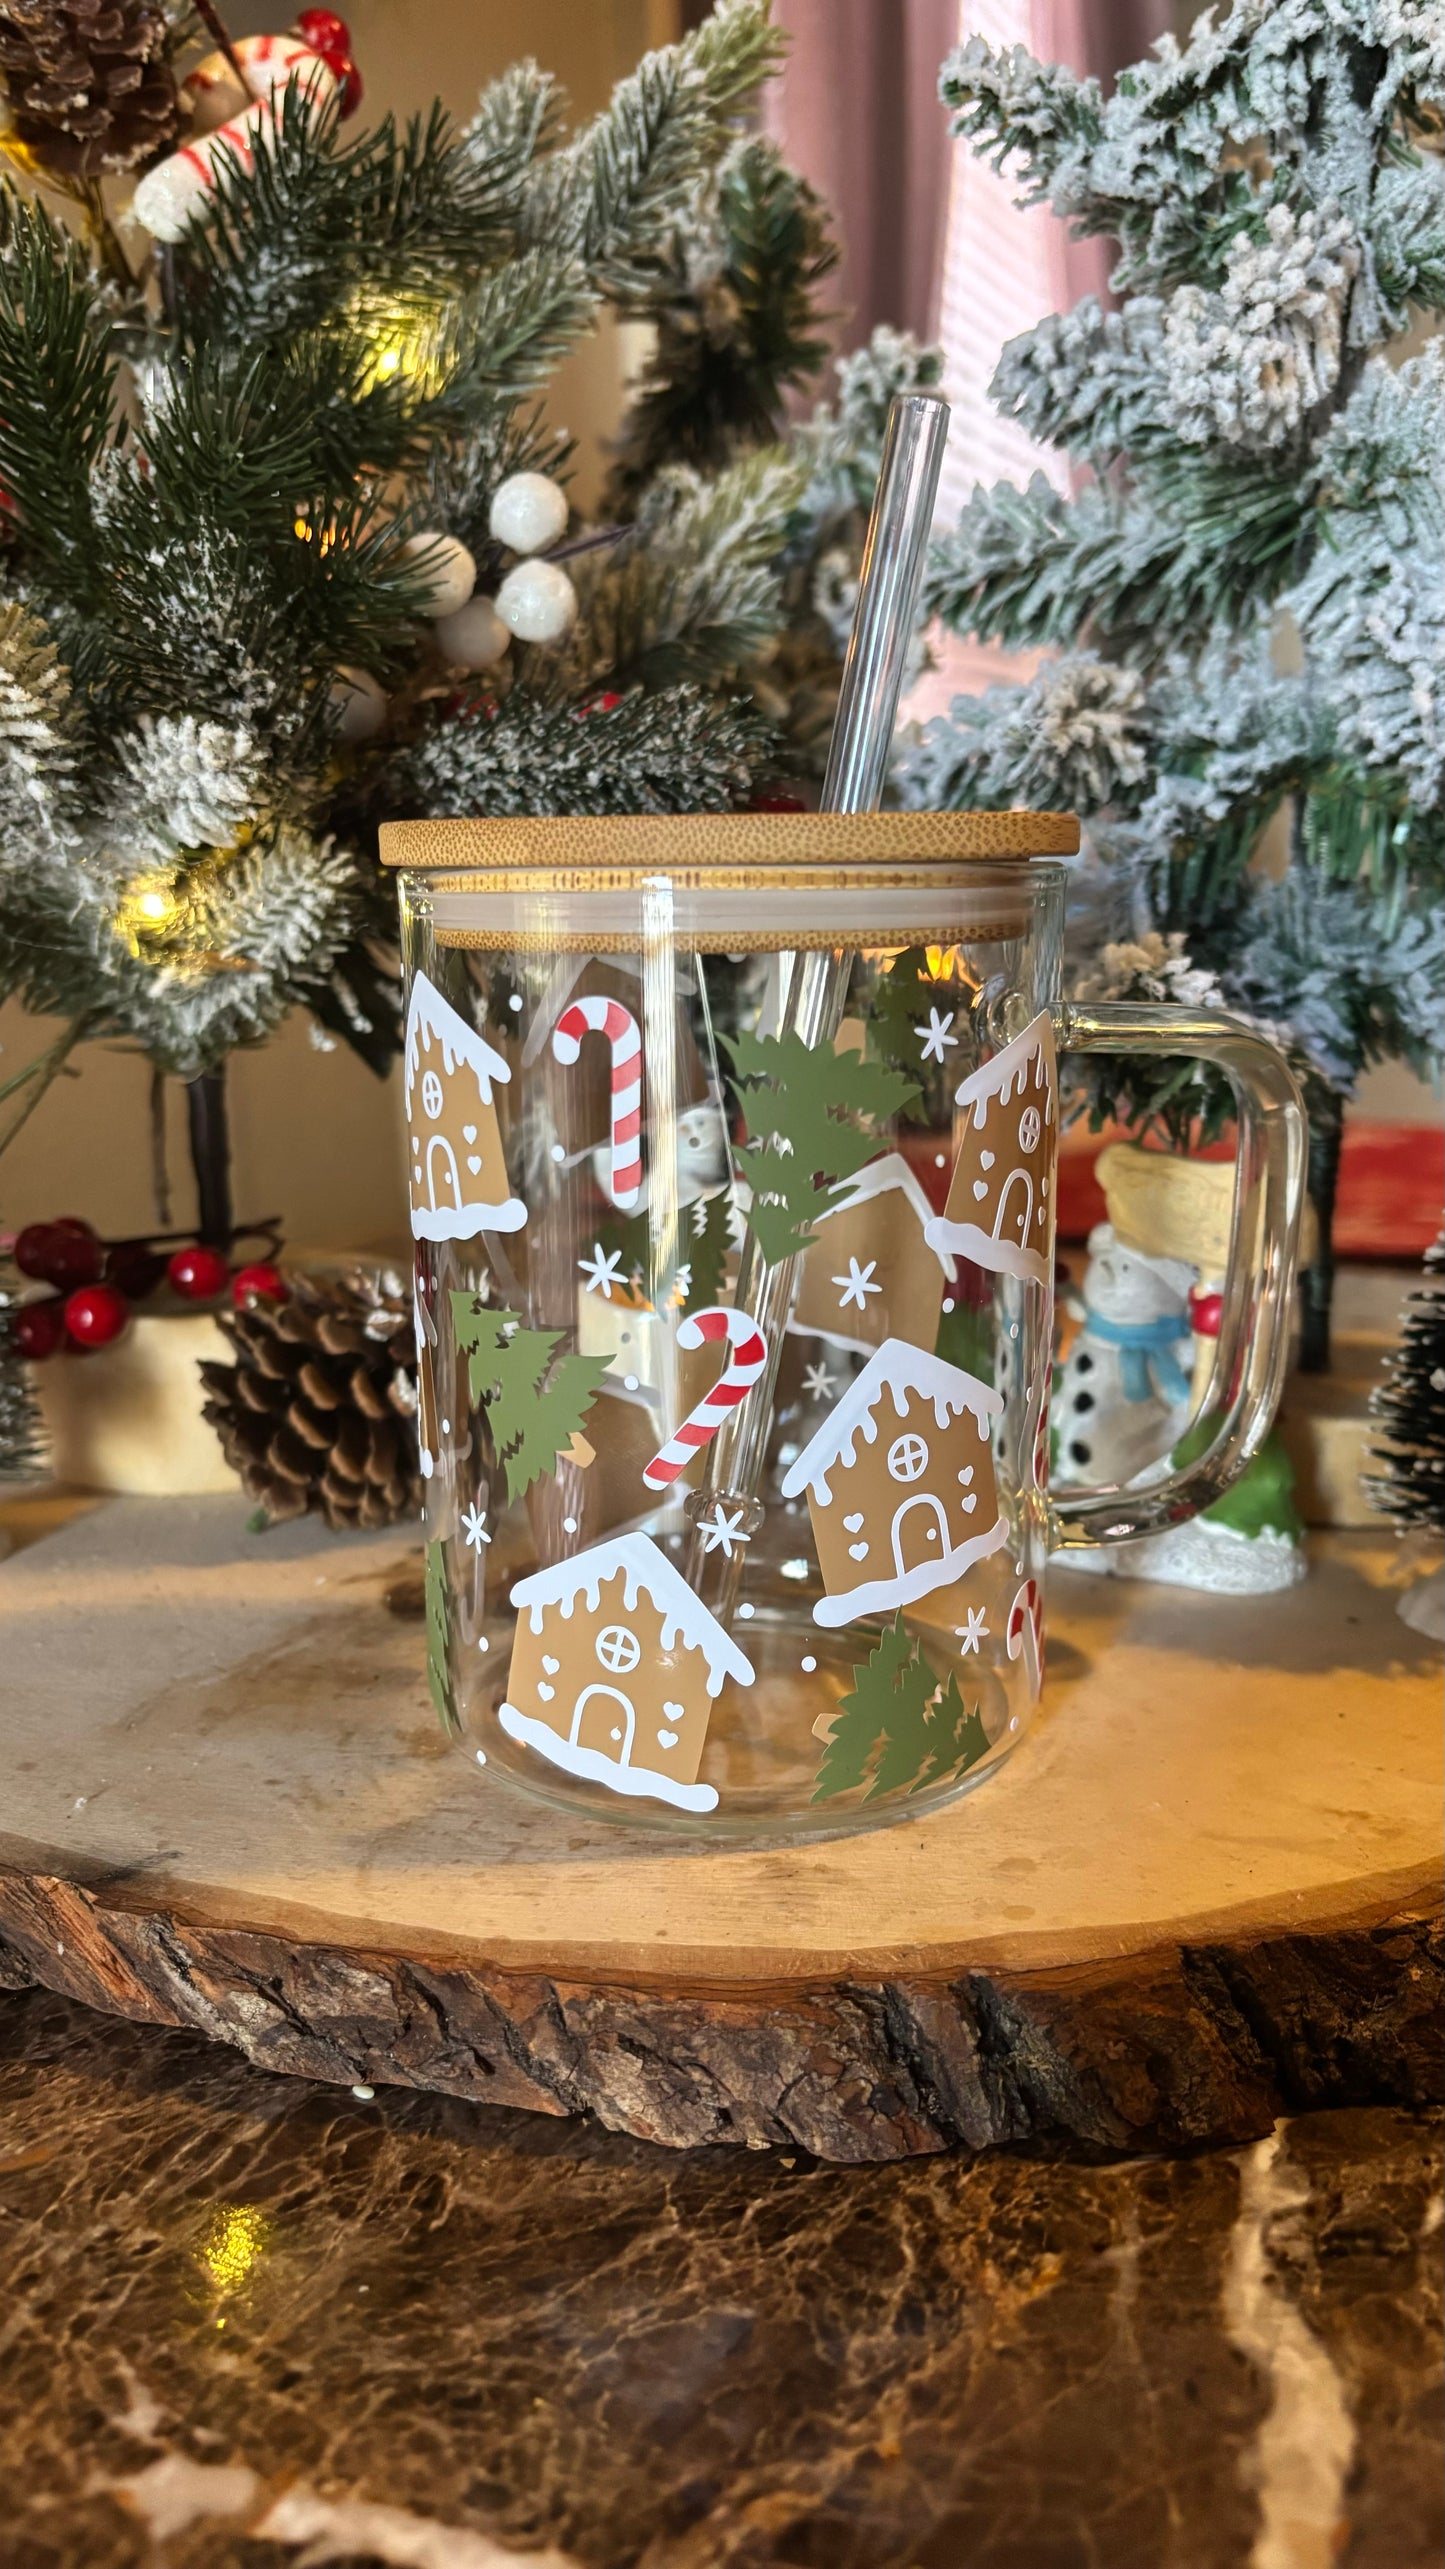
2, 1986, 1439, 2569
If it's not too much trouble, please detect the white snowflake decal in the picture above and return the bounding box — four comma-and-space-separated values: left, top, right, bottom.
577, 1243, 625, 1298
802, 1360, 836, 1401
918, 1006, 959, 1065
697, 1503, 750, 1559
956, 1607, 988, 1654
461, 1502, 492, 1553
833, 1256, 882, 1313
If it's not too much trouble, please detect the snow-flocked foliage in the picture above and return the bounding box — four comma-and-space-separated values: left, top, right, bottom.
908, 1, 1444, 1358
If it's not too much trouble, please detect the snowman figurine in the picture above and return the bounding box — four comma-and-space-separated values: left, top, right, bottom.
1054, 1222, 1196, 1489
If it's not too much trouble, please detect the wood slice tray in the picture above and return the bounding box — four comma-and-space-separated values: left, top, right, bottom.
0, 1497, 1439, 2163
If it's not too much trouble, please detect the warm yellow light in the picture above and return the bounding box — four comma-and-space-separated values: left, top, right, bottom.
115, 872, 184, 952
372, 343, 403, 379
198, 2203, 269, 2294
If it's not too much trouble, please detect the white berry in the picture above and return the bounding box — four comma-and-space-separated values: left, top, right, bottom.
495, 558, 578, 646
488, 471, 568, 556
401, 532, 476, 618
331, 667, 387, 742
432, 594, 511, 670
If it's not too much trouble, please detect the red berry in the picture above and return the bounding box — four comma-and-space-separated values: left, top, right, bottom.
14, 1219, 102, 1289
167, 1243, 231, 1301
293, 8, 351, 63
105, 1241, 168, 1300
747, 791, 808, 814
64, 1282, 129, 1348
231, 1261, 288, 1309
1189, 1287, 1225, 1338
14, 1223, 60, 1279
333, 56, 362, 115
12, 1300, 66, 1359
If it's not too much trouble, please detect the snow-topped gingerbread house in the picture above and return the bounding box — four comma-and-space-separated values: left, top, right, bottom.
780, 1338, 1007, 1627
405, 972, 526, 1243
500, 1531, 754, 1813
790, 1152, 955, 1353
924, 1009, 1057, 1285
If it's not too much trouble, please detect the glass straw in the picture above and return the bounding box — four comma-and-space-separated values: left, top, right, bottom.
685, 390, 952, 1611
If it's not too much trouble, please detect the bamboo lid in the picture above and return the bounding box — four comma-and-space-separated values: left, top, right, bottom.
379, 809, 1079, 878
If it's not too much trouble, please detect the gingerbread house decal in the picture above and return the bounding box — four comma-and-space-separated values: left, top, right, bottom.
405, 972, 526, 1243
499, 1532, 753, 1813
790, 1152, 955, 1354
925, 1010, 1057, 1285
780, 1337, 1007, 1627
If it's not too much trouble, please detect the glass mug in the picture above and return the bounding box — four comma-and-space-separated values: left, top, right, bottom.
385, 812, 1305, 1844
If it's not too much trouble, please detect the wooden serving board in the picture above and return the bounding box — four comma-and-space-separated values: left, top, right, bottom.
0, 1496, 1439, 2163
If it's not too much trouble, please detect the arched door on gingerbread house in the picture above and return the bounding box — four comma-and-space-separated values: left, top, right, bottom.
890, 1491, 951, 1581
992, 1165, 1035, 1253
570, 1684, 636, 1764
425, 1133, 464, 1222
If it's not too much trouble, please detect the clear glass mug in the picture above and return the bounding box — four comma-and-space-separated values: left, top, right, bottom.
385, 812, 1306, 1844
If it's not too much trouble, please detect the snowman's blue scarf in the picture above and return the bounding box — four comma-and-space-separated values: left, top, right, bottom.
1081, 1309, 1194, 1405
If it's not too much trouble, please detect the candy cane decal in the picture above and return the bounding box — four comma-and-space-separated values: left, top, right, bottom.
1006, 1577, 1044, 1701
642, 1308, 769, 1491
551, 996, 643, 1208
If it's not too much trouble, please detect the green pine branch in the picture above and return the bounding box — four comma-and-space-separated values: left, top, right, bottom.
529, 0, 785, 296
607, 138, 837, 506
0, 188, 113, 592
388, 685, 776, 821
566, 447, 807, 692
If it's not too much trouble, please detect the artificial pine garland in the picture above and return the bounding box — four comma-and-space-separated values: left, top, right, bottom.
0, 1, 938, 1239
901, 2, 1445, 1368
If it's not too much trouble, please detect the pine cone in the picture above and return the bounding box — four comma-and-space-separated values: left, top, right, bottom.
0, 0, 179, 179
201, 1268, 423, 1533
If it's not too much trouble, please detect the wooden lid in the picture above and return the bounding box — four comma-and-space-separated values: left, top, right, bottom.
379, 809, 1079, 875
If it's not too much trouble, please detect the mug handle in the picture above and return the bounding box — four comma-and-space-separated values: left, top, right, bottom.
1048, 1001, 1308, 1552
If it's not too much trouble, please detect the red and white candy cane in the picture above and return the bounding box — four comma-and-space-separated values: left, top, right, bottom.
134, 39, 336, 242
1006, 1577, 1044, 1701
642, 1308, 769, 1492
551, 996, 643, 1208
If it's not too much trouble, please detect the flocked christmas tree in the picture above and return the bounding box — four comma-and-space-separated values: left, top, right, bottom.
0, 0, 941, 1244
902, 1, 1445, 1369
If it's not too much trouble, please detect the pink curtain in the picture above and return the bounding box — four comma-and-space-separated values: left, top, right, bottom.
758, 0, 1173, 353
757, 0, 959, 349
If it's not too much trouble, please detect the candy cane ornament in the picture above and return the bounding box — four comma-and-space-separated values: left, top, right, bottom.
134, 39, 337, 242
551, 996, 643, 1208
642, 1308, 769, 1491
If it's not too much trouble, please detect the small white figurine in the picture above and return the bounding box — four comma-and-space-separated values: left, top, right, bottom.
1054, 1222, 1196, 1489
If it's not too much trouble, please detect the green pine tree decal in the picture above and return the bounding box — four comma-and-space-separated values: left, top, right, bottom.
724, 1029, 919, 1265
451, 1297, 613, 1504
425, 1538, 451, 1732
813, 1613, 991, 1803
